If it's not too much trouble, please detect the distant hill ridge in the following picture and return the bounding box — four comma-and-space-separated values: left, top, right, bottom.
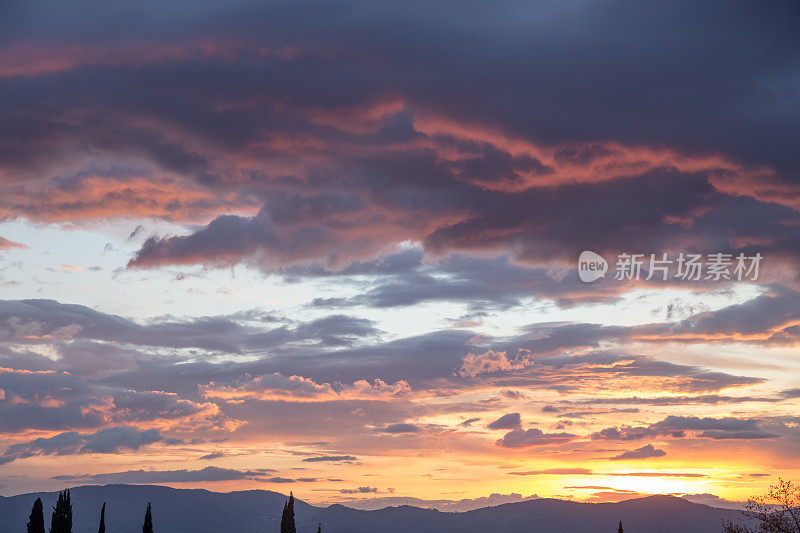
0, 484, 754, 532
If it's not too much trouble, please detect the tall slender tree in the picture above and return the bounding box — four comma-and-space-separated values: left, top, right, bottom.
618, 521, 624, 533
49, 489, 72, 533
98, 502, 106, 533
27, 497, 45, 533
49, 492, 62, 533
317, 523, 321, 533
142, 502, 153, 533
280, 492, 296, 533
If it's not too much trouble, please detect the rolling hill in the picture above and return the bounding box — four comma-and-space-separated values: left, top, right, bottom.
0, 485, 754, 532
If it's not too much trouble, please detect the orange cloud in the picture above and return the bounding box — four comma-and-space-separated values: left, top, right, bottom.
414, 113, 775, 194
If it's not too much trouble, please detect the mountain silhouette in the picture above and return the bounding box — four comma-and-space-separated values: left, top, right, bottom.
0, 485, 755, 532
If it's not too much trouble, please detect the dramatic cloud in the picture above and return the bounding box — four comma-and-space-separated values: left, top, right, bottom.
2, 0, 800, 505
2, 0, 797, 276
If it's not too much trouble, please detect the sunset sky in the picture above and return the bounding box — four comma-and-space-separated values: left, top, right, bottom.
1, 0, 800, 510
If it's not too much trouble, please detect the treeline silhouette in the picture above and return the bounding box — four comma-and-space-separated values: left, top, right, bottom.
24, 490, 152, 533
22, 489, 321, 532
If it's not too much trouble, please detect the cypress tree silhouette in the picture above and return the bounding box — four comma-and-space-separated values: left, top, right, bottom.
27, 497, 45, 533
49, 489, 72, 533
618, 521, 624, 533
49, 492, 62, 533
142, 502, 153, 533
317, 523, 322, 533
98, 502, 106, 533
280, 492, 296, 533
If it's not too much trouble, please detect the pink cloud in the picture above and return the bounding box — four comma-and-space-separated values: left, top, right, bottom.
199, 373, 412, 403
0, 175, 259, 223
458, 349, 533, 377
0, 39, 301, 80
0, 236, 27, 250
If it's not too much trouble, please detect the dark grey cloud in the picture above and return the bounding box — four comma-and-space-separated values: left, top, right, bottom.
592, 416, 783, 441
33, 327, 474, 410
127, 167, 800, 278
0, 292, 773, 461
1, 291, 776, 404
0, 293, 785, 474
480, 349, 763, 394
610, 444, 666, 460
635, 285, 800, 345
0, 427, 170, 465
1, 0, 797, 278
379, 423, 421, 434
0, 299, 379, 354
0, 299, 255, 352
308, 253, 631, 311
199, 451, 225, 460
569, 394, 784, 406
301, 455, 357, 462
0, 366, 219, 433
340, 486, 379, 494
495, 428, 575, 448
52, 465, 263, 483
499, 286, 800, 352
487, 413, 521, 430
651, 416, 782, 440
244, 329, 474, 385
266, 477, 317, 484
